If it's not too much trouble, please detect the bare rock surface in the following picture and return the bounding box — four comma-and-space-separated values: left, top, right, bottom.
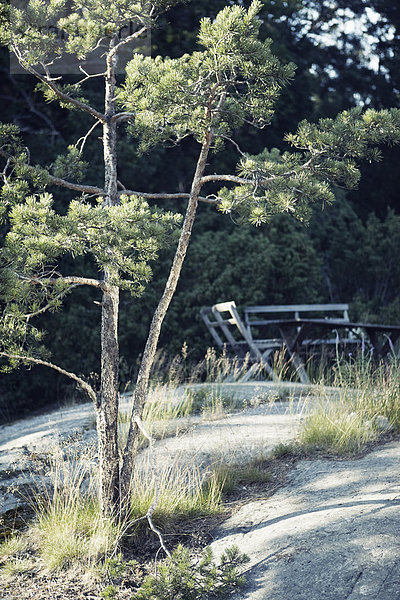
0, 403, 97, 512
1, 382, 399, 600
0, 382, 305, 513
211, 440, 400, 600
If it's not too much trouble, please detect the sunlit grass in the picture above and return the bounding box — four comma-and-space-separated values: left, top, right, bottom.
129, 459, 223, 527
31, 499, 122, 570
0, 534, 28, 562
0, 442, 124, 573
209, 457, 273, 495
299, 356, 399, 454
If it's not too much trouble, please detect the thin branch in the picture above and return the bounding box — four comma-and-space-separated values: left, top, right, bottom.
112, 112, 136, 124
76, 65, 106, 86
118, 189, 218, 205
1, 156, 13, 185
0, 148, 105, 196
133, 415, 154, 447
144, 450, 171, 558
216, 134, 247, 157
107, 25, 148, 60
18, 274, 107, 290
201, 173, 257, 185
34, 72, 105, 122
12, 49, 106, 122
47, 174, 105, 195
200, 152, 326, 187
0, 352, 98, 405
23, 283, 81, 319
147, 512, 171, 558
76, 120, 101, 154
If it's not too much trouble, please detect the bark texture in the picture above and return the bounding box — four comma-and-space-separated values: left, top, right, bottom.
97, 279, 120, 515
97, 42, 121, 517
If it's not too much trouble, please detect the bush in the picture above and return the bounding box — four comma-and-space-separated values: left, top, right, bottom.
134, 544, 249, 600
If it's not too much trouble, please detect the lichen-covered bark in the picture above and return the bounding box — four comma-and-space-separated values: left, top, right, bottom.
97, 42, 121, 517
97, 278, 120, 515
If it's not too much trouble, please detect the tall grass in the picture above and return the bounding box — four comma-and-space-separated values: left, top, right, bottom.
3, 346, 399, 577
18, 442, 123, 571
0, 440, 224, 573
299, 355, 400, 454
129, 458, 223, 526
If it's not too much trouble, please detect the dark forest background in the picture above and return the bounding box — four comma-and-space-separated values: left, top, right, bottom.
1, 0, 399, 421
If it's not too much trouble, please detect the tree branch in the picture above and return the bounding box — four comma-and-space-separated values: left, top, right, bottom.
107, 25, 148, 60
76, 121, 101, 154
47, 174, 105, 195
0, 352, 98, 405
0, 149, 105, 196
0, 148, 105, 196
200, 173, 257, 185
215, 134, 247, 157
18, 274, 107, 290
76, 65, 106, 86
112, 112, 136, 124
22, 283, 81, 319
200, 153, 326, 187
12, 51, 106, 122
118, 189, 218, 205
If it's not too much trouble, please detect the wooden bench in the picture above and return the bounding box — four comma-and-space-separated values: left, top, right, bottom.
201, 302, 361, 384
201, 302, 400, 384
200, 301, 282, 381
244, 303, 354, 346
243, 303, 360, 382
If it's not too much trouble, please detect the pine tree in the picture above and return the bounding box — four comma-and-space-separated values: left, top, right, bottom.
0, 0, 399, 519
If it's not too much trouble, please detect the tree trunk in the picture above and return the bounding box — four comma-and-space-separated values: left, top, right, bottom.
97, 277, 120, 516
120, 134, 212, 500
97, 41, 121, 518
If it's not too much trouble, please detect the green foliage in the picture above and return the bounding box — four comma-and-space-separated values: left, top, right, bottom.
101, 585, 117, 600
119, 1, 295, 150
134, 544, 249, 600
0, 0, 68, 67
216, 107, 400, 225
0, 125, 50, 209
100, 553, 141, 598
1, 0, 400, 422
310, 197, 400, 322
51, 145, 88, 181
36, 82, 90, 111
0, 0, 184, 70
2, 190, 177, 289
141, 216, 323, 358
0, 192, 180, 364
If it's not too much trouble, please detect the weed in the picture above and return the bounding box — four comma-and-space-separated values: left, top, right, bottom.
101, 585, 118, 600
271, 442, 297, 459
1, 557, 35, 576
187, 387, 244, 419
298, 407, 376, 454
0, 534, 28, 560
